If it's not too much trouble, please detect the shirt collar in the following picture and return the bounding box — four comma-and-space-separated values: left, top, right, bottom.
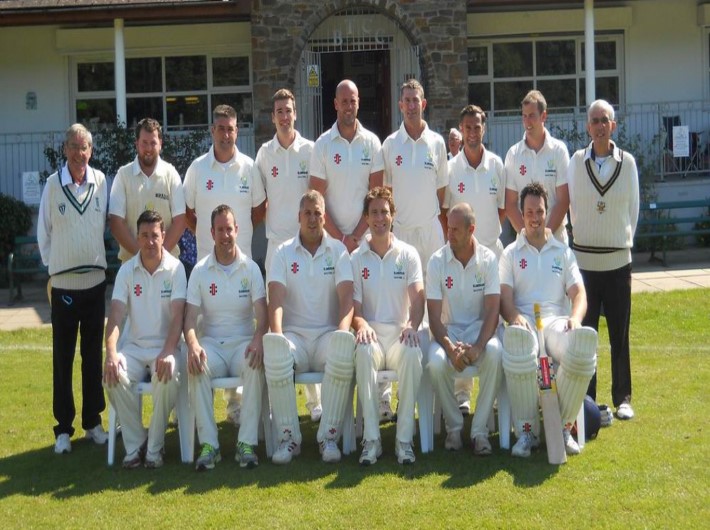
208, 145, 239, 168
514, 229, 565, 252
206, 245, 247, 271
60, 164, 97, 187
396, 121, 431, 143
521, 127, 555, 153
270, 131, 302, 153
328, 120, 363, 142
358, 234, 402, 257
294, 230, 335, 258
133, 249, 169, 272
131, 156, 165, 177
584, 140, 622, 163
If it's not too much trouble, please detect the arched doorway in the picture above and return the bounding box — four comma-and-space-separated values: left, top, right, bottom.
295, 7, 421, 142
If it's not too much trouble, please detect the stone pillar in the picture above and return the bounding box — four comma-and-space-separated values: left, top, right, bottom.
251, 0, 468, 145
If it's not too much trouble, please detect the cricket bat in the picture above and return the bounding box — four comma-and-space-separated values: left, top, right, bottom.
534, 303, 567, 465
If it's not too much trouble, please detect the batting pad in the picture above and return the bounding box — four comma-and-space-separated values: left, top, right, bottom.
263, 333, 300, 443
318, 331, 356, 443
355, 342, 383, 442
557, 328, 597, 425
503, 326, 539, 436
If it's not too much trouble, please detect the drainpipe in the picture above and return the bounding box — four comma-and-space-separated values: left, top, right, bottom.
114, 18, 127, 126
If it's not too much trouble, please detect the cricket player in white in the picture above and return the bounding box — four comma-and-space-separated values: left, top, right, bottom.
183, 104, 266, 425
264, 190, 355, 464
427, 203, 503, 455
504, 90, 570, 243
444, 104, 506, 416
382, 78, 448, 270
500, 182, 597, 458
255, 88, 314, 275
184, 205, 267, 471
352, 187, 426, 465
103, 210, 187, 468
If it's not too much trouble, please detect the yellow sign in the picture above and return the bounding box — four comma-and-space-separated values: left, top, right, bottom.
307, 65, 319, 88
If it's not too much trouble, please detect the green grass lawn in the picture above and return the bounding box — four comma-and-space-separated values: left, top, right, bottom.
0, 289, 708, 528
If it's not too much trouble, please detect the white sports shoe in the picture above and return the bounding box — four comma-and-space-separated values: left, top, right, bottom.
272, 437, 300, 465
54, 433, 71, 454
395, 440, 416, 465
319, 438, 341, 463
444, 430, 462, 451
616, 402, 634, 420
511, 432, 539, 458
359, 439, 383, 465
309, 404, 322, 423
85, 424, 108, 445
472, 434, 492, 456
379, 400, 394, 422
599, 404, 614, 427
562, 428, 580, 455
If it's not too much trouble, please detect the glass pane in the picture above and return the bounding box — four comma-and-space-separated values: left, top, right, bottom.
536, 40, 576, 76
165, 56, 207, 92
127, 97, 163, 128
580, 77, 620, 106
166, 94, 208, 129
468, 46, 488, 77
493, 42, 532, 77
582, 41, 618, 71
537, 79, 577, 109
211, 93, 253, 125
76, 98, 116, 125
493, 81, 529, 111
126, 58, 162, 93
213, 57, 250, 87
468, 83, 491, 111
77, 62, 114, 92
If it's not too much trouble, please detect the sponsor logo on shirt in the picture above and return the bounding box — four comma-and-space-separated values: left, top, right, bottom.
334, 153, 342, 165
323, 255, 335, 276
519, 164, 527, 176
424, 150, 435, 170
519, 258, 528, 270
445, 276, 454, 289
291, 262, 299, 274
297, 160, 309, 179
396, 154, 403, 167
361, 267, 370, 280
206, 179, 214, 191
489, 175, 500, 195
238, 277, 250, 298
134, 284, 143, 296
209, 282, 218, 296
544, 159, 557, 179
361, 146, 371, 166
155, 192, 169, 201
551, 256, 563, 275
239, 174, 249, 193
160, 280, 172, 298
393, 258, 405, 280
271, 166, 279, 178
472, 271, 485, 293
457, 181, 465, 194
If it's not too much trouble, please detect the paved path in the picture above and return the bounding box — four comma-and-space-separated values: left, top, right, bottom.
1, 248, 707, 332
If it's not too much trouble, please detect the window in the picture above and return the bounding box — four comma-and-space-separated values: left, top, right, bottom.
73, 54, 252, 130
468, 35, 623, 113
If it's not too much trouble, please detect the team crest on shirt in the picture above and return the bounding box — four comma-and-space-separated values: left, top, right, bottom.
238, 277, 250, 298
323, 255, 335, 276
160, 280, 172, 298
472, 272, 485, 293
489, 175, 500, 195
297, 160, 309, 179
544, 159, 557, 178
58, 202, 66, 215
392, 258, 405, 280
239, 174, 249, 193
424, 149, 435, 170
551, 257, 563, 274
94, 197, 101, 211
361, 146, 371, 165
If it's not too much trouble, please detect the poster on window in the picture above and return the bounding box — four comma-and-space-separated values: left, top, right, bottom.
672, 126, 689, 158
22, 171, 41, 205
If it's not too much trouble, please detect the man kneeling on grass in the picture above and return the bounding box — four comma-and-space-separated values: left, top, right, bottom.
103, 210, 187, 468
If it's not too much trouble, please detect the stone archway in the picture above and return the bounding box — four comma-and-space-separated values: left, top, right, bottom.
251, 0, 468, 145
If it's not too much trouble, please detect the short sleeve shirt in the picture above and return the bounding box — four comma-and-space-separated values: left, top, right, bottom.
310, 121, 384, 235
351, 235, 422, 327
499, 230, 582, 319
112, 252, 186, 350
426, 240, 499, 332
187, 249, 265, 339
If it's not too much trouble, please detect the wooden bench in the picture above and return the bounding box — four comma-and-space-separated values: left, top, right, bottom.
635, 199, 710, 266
6, 232, 120, 305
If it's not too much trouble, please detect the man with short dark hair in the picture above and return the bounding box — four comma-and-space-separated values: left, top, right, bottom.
110, 117, 186, 262
103, 210, 187, 468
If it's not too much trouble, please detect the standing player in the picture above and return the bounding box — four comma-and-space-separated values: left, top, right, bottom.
255, 89, 314, 275
38, 123, 109, 454
444, 105, 506, 415
109, 118, 186, 262
263, 190, 355, 464
499, 183, 597, 458
183, 104, 266, 424
568, 99, 639, 420
382, 78, 448, 271
427, 203, 503, 455
103, 210, 186, 468
351, 187, 426, 465
504, 90, 570, 243
184, 205, 267, 470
